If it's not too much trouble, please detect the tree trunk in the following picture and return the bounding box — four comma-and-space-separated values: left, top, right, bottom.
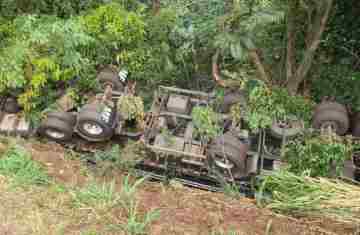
285, 3, 297, 84
212, 50, 226, 87
286, 0, 333, 95
248, 49, 271, 85
152, 0, 161, 15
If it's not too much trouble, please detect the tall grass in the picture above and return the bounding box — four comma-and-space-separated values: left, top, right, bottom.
110, 175, 160, 235
258, 170, 360, 223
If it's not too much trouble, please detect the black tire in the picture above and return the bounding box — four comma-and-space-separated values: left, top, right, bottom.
351, 112, 360, 137
46, 111, 76, 127
312, 104, 349, 135
97, 70, 124, 92
219, 91, 246, 113
314, 101, 347, 114
208, 133, 249, 178
76, 109, 114, 142
269, 119, 304, 139
4, 97, 21, 113
40, 118, 73, 142
353, 152, 360, 168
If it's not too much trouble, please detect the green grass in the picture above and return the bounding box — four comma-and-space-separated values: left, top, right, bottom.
114, 205, 160, 235
0, 145, 50, 186
109, 174, 160, 235
118, 175, 146, 210
71, 179, 119, 209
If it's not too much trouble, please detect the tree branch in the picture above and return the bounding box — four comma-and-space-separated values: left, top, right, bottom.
248, 49, 271, 85
286, 3, 297, 83
212, 50, 226, 87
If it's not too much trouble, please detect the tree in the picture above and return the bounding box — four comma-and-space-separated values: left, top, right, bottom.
212, 0, 334, 95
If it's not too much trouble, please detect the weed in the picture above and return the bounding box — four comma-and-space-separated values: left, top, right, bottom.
109, 174, 160, 235
116, 206, 160, 235
71, 180, 119, 209
118, 175, 146, 212
0, 145, 50, 186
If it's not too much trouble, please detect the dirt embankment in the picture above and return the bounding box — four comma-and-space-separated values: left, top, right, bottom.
0, 140, 357, 235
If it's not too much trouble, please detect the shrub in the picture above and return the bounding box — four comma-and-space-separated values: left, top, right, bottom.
191, 106, 221, 141
244, 82, 314, 131
284, 132, 353, 177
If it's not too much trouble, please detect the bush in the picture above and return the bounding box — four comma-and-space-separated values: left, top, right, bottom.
244, 82, 314, 131
284, 132, 353, 177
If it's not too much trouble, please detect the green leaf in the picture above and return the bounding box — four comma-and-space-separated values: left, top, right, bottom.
230, 42, 244, 60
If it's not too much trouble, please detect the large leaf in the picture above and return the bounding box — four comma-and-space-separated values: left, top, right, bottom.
230, 42, 245, 60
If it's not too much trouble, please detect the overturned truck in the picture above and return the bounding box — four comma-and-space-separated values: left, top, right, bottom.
0, 67, 359, 191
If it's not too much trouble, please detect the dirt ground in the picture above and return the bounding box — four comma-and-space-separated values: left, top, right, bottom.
0, 140, 359, 235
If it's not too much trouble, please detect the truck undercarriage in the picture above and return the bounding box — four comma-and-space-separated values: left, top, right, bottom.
0, 67, 359, 193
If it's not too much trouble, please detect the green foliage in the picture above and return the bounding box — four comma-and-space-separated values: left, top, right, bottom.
82, 3, 146, 65
191, 106, 221, 140
244, 82, 313, 131
0, 15, 94, 117
0, 144, 49, 186
311, 65, 360, 112
284, 133, 353, 177
117, 94, 145, 124
0, 0, 109, 19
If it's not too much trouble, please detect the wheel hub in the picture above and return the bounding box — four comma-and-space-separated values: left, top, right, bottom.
213, 154, 234, 169
82, 122, 104, 135
320, 121, 338, 134
45, 129, 65, 139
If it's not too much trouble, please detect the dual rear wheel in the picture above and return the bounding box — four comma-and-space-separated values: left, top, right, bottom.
40, 103, 116, 142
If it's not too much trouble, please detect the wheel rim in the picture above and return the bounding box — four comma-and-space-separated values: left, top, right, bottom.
320, 121, 338, 134
82, 122, 104, 136
45, 129, 65, 139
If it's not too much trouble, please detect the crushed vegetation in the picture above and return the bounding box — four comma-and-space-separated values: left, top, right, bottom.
258, 170, 360, 224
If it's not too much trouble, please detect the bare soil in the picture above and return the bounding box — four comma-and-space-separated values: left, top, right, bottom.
0, 140, 358, 235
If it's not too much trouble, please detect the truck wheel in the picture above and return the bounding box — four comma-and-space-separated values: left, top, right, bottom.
208, 133, 249, 178
76, 110, 114, 142
351, 112, 360, 137
4, 97, 21, 113
46, 111, 76, 127
97, 70, 124, 92
40, 118, 73, 142
314, 101, 347, 114
312, 102, 349, 135
269, 119, 304, 139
